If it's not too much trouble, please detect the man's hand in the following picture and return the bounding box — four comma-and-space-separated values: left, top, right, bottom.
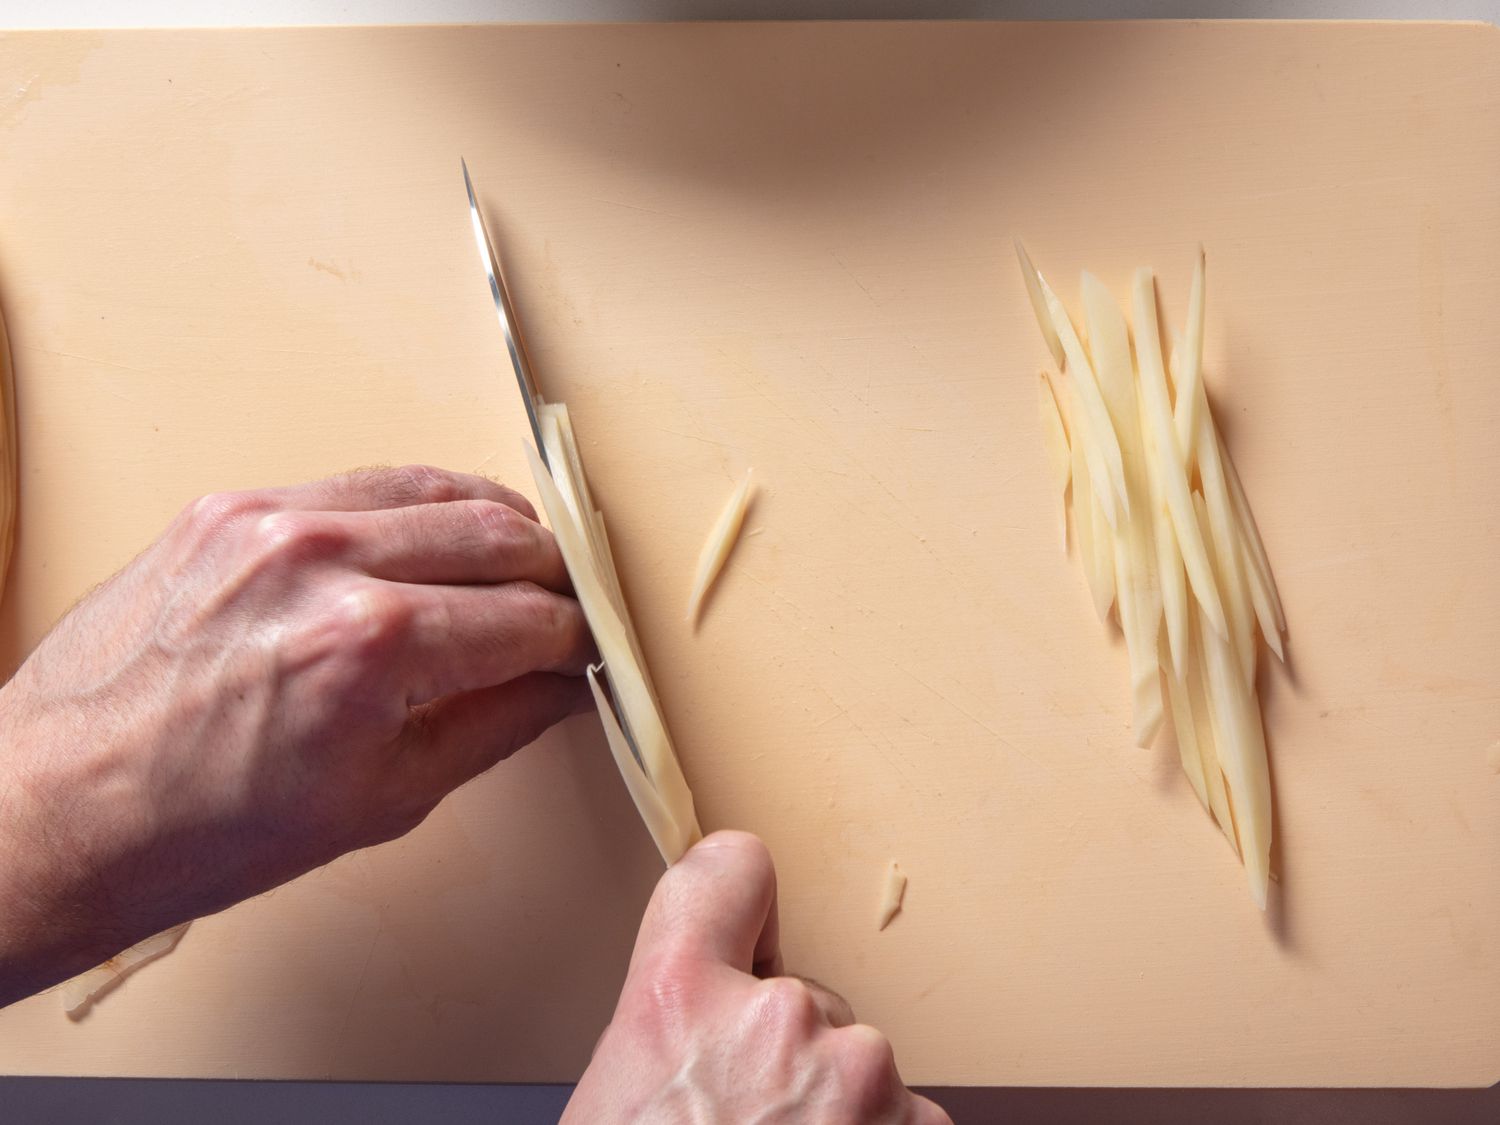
0, 466, 592, 1006
565, 832, 952, 1125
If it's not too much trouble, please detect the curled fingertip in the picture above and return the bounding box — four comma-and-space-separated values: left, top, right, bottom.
911, 1094, 956, 1125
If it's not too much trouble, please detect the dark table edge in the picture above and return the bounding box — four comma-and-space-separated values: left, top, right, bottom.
2, 1075, 1498, 1123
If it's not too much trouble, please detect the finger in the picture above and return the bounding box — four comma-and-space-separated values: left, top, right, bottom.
836, 1025, 952, 1125
399, 671, 591, 794
266, 464, 538, 520
790, 975, 855, 1028
384, 580, 595, 705
316, 500, 569, 592
908, 1093, 956, 1125
629, 831, 781, 978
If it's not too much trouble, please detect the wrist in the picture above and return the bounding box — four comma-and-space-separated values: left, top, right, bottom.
0, 690, 133, 1006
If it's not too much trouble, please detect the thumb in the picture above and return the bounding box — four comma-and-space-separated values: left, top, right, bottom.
629, 830, 782, 978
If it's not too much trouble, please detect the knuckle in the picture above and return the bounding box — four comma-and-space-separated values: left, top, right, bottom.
639, 952, 697, 1013
553, 597, 590, 654
757, 976, 820, 1030
270, 582, 397, 676
384, 464, 460, 506
848, 1023, 897, 1069
508, 577, 550, 607
837, 1024, 899, 1108
500, 488, 538, 522
250, 511, 345, 565
329, 582, 415, 653
182, 489, 266, 536
618, 951, 700, 1041
514, 582, 586, 652
463, 498, 527, 546
275, 583, 414, 702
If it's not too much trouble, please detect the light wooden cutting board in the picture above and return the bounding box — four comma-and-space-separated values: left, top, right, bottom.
0, 20, 1496, 1087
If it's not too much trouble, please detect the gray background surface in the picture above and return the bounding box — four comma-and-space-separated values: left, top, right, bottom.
2, 2, 1497, 1122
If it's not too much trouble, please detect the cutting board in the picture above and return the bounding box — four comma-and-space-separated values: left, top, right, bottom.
0, 20, 1496, 1088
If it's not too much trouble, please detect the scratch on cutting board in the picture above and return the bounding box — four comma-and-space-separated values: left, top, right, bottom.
19, 344, 194, 395
333, 924, 383, 1057
651, 425, 732, 449
848, 709, 922, 795
21, 344, 149, 375
1487, 740, 1500, 775
738, 569, 819, 638
832, 250, 882, 308
710, 365, 886, 535
893, 658, 1047, 774
742, 535, 1043, 780
813, 703, 850, 729
587, 195, 682, 220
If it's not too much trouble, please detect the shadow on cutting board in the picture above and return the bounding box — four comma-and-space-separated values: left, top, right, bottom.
0, 272, 22, 683
44, 713, 666, 1082
371, 21, 1143, 211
